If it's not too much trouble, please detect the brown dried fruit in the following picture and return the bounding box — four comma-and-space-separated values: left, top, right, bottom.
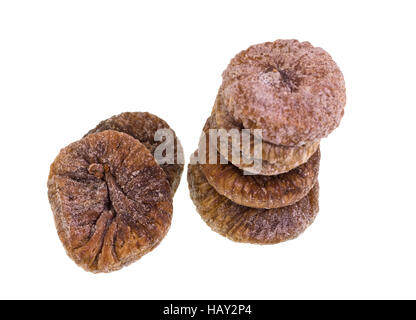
47, 130, 173, 273
221, 39, 346, 146
188, 162, 319, 244
86, 112, 184, 196
198, 117, 320, 209
211, 100, 319, 175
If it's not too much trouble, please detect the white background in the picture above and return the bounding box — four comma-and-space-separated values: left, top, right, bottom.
0, 0, 415, 300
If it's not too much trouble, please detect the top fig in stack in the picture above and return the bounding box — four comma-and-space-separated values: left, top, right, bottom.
212, 39, 346, 175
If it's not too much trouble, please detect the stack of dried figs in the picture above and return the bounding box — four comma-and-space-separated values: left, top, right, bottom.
188, 39, 346, 244
46, 39, 346, 273
48, 112, 184, 273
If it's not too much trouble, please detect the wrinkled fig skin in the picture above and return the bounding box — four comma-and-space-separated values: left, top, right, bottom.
198, 129, 320, 209
48, 130, 173, 273
221, 39, 346, 146
86, 112, 184, 196
209, 106, 319, 175
188, 162, 319, 244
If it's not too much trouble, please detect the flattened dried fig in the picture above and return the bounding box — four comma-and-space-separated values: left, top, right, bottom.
48, 130, 172, 273
198, 117, 320, 209
86, 112, 184, 196
188, 162, 319, 244
221, 39, 346, 146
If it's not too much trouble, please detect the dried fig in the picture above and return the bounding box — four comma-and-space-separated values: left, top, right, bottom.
47, 130, 172, 273
188, 161, 319, 244
221, 39, 346, 146
198, 117, 320, 209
